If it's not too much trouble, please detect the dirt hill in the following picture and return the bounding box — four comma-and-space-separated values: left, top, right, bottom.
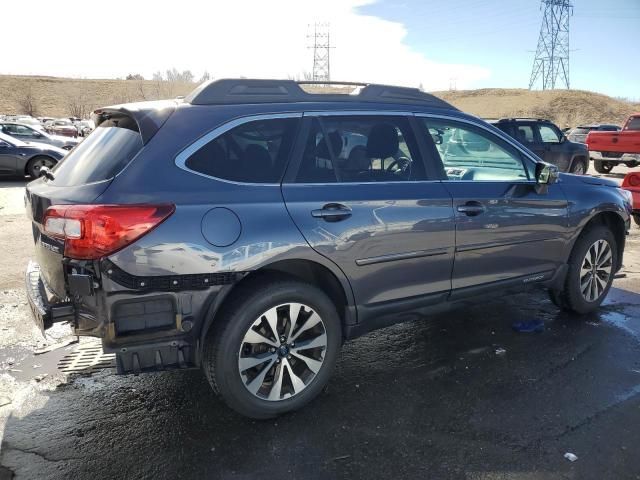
434, 88, 639, 128
1, 75, 637, 128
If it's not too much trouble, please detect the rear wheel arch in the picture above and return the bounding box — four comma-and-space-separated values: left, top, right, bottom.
197, 258, 355, 361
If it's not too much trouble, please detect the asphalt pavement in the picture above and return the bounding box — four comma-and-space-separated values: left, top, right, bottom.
0, 166, 639, 480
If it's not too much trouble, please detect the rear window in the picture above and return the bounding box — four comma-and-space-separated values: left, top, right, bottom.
50, 121, 143, 186
184, 118, 299, 183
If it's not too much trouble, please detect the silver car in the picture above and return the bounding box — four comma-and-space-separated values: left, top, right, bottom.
0, 122, 80, 150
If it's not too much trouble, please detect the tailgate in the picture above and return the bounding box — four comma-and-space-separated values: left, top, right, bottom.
25, 179, 112, 297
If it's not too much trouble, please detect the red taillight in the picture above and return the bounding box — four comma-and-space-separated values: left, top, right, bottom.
43, 204, 175, 259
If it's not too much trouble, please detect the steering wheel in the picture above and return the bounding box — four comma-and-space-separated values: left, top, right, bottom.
386, 156, 412, 179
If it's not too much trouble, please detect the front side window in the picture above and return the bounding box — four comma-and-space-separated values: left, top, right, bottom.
295, 116, 425, 183
185, 118, 298, 183
538, 124, 561, 143
422, 119, 529, 182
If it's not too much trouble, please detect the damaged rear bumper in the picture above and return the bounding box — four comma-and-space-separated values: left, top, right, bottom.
25, 260, 74, 333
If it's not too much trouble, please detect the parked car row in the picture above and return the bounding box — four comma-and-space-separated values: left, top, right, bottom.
0, 114, 94, 138
0, 122, 80, 150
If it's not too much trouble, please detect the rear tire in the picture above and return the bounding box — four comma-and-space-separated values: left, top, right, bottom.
633, 215, 640, 228
549, 225, 617, 314
26, 156, 57, 178
203, 278, 342, 419
593, 160, 614, 174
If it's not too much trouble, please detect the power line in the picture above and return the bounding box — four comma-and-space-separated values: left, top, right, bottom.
529, 0, 574, 90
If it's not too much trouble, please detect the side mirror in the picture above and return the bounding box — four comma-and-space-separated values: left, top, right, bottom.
535, 163, 559, 193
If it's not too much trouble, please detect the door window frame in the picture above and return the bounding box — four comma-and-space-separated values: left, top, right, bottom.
415, 113, 540, 183
282, 111, 440, 184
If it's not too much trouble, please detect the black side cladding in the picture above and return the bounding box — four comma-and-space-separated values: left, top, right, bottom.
100, 260, 243, 292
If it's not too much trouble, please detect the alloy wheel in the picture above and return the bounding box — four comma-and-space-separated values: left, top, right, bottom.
580, 239, 613, 302
237, 303, 327, 401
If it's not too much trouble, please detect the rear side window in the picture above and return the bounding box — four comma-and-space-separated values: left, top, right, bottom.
185, 118, 299, 183
51, 119, 143, 186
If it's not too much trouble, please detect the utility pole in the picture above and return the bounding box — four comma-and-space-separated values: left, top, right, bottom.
308, 23, 332, 82
529, 0, 573, 90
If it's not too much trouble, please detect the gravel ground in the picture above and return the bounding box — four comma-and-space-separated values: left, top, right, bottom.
0, 165, 639, 480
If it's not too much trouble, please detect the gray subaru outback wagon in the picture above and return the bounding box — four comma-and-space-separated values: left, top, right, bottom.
25, 79, 632, 418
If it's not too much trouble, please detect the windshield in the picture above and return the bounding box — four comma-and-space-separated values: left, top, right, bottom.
50, 125, 143, 186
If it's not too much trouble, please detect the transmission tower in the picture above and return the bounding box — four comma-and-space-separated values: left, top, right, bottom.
529, 0, 573, 90
308, 23, 331, 82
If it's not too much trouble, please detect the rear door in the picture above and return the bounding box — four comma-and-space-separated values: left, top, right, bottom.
417, 116, 569, 294
282, 113, 455, 311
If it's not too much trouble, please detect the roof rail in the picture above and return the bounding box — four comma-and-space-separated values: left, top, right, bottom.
184, 78, 456, 109
496, 117, 551, 122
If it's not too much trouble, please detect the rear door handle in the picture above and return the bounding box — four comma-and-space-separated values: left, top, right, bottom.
311, 203, 352, 222
457, 201, 485, 217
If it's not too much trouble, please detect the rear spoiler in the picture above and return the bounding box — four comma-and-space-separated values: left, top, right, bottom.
92, 100, 178, 144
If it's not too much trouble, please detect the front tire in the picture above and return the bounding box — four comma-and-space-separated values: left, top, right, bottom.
633, 214, 640, 228
203, 278, 342, 419
550, 225, 617, 314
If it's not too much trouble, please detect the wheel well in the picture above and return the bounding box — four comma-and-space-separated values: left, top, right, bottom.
24, 155, 55, 175
582, 211, 626, 269
571, 155, 588, 169
257, 259, 349, 322
199, 259, 352, 351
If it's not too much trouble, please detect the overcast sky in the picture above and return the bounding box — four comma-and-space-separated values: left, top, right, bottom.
2, 0, 638, 97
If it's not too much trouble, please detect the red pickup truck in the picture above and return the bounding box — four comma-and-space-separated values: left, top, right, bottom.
586, 113, 640, 173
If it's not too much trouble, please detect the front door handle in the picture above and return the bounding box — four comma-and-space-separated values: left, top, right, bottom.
311, 203, 352, 222
457, 201, 485, 217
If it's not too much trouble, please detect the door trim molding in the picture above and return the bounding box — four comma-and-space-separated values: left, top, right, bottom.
355, 247, 450, 266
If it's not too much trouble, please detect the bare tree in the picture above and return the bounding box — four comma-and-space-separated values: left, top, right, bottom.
200, 71, 211, 83
14, 84, 39, 116
136, 79, 148, 101
66, 87, 93, 118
